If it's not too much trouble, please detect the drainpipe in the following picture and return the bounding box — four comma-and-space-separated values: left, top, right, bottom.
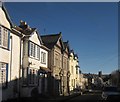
10, 36, 12, 81
18, 36, 22, 98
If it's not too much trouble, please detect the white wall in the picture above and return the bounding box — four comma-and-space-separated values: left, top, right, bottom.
29, 32, 41, 46
0, 8, 10, 29
40, 48, 48, 68
0, 6, 21, 101
28, 31, 48, 69
0, 48, 10, 63
3, 32, 21, 100
69, 52, 80, 91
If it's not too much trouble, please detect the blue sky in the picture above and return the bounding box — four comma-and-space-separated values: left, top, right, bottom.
5, 2, 118, 74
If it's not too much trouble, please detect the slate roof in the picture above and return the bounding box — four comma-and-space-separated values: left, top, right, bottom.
41, 33, 61, 49
20, 27, 36, 35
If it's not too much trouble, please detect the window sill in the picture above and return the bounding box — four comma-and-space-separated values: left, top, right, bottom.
41, 62, 46, 65
29, 56, 40, 61
0, 46, 9, 51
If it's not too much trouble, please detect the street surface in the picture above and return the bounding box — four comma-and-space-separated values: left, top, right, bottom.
64, 93, 102, 101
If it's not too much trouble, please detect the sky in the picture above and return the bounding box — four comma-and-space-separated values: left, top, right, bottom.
4, 2, 118, 74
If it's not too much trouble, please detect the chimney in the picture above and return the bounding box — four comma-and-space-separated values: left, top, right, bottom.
19, 20, 29, 30
20, 20, 27, 26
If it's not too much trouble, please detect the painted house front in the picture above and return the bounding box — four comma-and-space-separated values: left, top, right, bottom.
16, 21, 50, 97
0, 3, 22, 101
69, 50, 80, 92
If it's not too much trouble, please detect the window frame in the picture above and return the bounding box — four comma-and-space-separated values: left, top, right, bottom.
41, 51, 46, 64
0, 62, 8, 88
37, 45, 40, 60
0, 26, 9, 50
29, 41, 40, 60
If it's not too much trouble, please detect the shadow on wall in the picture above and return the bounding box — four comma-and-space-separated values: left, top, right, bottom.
0, 73, 61, 102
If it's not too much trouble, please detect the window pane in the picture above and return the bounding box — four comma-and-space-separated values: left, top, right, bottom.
43, 53, 46, 63
41, 52, 46, 64
33, 44, 36, 57
0, 27, 9, 49
0, 62, 7, 87
30, 42, 33, 56
37, 46, 40, 59
41, 52, 43, 63
3, 28, 8, 48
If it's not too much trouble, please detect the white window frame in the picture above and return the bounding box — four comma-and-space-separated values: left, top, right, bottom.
0, 26, 9, 49
41, 51, 46, 64
29, 42, 34, 57
29, 41, 36, 58
37, 45, 40, 60
33, 44, 36, 57
0, 62, 8, 88
29, 41, 40, 60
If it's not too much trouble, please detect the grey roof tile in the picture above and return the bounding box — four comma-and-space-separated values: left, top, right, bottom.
41, 33, 61, 49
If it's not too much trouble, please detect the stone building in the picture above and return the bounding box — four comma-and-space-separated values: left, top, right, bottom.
0, 2, 82, 101
41, 33, 70, 96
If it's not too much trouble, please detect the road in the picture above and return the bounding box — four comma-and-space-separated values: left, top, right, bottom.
64, 93, 102, 101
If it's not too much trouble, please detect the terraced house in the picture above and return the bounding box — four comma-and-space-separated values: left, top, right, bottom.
0, 3, 51, 100
69, 50, 80, 92
15, 21, 51, 97
41, 33, 70, 96
0, 2, 81, 101
0, 3, 22, 101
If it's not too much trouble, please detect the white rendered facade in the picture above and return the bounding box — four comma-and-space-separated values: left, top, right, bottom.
69, 51, 80, 91
19, 24, 49, 97
0, 4, 21, 101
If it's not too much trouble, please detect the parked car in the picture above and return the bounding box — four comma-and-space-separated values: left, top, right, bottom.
102, 86, 120, 100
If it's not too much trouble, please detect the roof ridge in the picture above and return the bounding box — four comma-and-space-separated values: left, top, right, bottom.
41, 34, 60, 37
41, 32, 62, 37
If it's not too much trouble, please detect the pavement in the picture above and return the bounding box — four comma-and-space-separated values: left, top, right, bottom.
2, 92, 81, 102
